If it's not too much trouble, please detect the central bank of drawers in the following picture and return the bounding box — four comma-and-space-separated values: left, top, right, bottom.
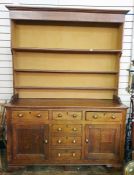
51, 111, 82, 160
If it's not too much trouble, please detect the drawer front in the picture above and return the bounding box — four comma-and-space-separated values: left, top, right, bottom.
51, 124, 82, 134
12, 111, 49, 122
51, 136, 81, 146
52, 111, 82, 120
51, 149, 81, 160
86, 112, 122, 122
68, 112, 82, 120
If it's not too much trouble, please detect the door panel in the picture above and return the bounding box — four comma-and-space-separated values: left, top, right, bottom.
85, 124, 120, 160
12, 124, 49, 162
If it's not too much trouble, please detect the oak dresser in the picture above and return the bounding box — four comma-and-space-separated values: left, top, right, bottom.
5, 6, 128, 169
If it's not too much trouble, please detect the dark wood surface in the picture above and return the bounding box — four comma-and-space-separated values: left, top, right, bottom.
14, 87, 118, 91
5, 98, 127, 109
12, 48, 122, 54
6, 6, 129, 14
6, 6, 128, 23
6, 6, 128, 168
14, 69, 118, 74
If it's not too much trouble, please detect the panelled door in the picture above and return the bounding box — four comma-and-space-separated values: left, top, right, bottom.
85, 124, 121, 161
12, 124, 49, 162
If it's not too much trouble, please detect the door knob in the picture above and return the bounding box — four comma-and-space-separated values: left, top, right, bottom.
93, 115, 98, 119
18, 113, 23, 118
73, 128, 77, 131
111, 115, 116, 119
57, 140, 62, 144
58, 113, 62, 118
72, 140, 76, 143
85, 139, 89, 143
36, 114, 41, 118
73, 114, 77, 118
44, 139, 48, 144
72, 153, 76, 157
57, 128, 62, 131
58, 153, 61, 157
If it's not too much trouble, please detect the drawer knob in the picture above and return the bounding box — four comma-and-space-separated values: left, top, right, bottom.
112, 115, 116, 119
58, 113, 62, 118
58, 153, 61, 157
44, 139, 48, 144
73, 128, 77, 131
57, 140, 62, 144
73, 114, 77, 118
36, 114, 41, 118
72, 153, 76, 157
72, 140, 76, 143
57, 128, 62, 131
85, 139, 89, 143
18, 113, 23, 118
93, 115, 98, 119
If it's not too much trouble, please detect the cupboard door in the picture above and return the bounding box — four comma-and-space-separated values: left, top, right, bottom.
85, 124, 121, 160
12, 124, 49, 162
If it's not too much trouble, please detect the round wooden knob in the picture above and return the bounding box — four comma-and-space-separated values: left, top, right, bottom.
57, 140, 62, 144
72, 153, 76, 157
73, 114, 77, 118
85, 139, 89, 143
93, 115, 98, 119
73, 128, 77, 131
36, 114, 41, 118
58, 153, 61, 157
44, 139, 48, 144
58, 113, 62, 118
57, 128, 62, 131
72, 140, 76, 143
112, 115, 116, 119
18, 113, 23, 118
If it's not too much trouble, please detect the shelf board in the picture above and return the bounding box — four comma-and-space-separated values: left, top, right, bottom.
15, 86, 117, 90
12, 47, 122, 54
14, 69, 118, 74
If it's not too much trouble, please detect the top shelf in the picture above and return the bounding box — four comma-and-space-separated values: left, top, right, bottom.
12, 48, 122, 54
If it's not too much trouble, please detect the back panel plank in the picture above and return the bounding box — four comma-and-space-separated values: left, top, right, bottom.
14, 52, 119, 72
14, 73, 117, 88
15, 89, 115, 99
13, 22, 120, 50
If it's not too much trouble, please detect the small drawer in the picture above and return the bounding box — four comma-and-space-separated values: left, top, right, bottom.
52, 111, 67, 120
51, 149, 81, 160
51, 136, 81, 146
67, 124, 82, 134
52, 124, 66, 133
52, 111, 82, 120
86, 112, 122, 122
32, 111, 49, 120
12, 110, 48, 123
68, 112, 82, 120
51, 124, 82, 134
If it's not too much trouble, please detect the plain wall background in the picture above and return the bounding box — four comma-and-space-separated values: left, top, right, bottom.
0, 0, 134, 111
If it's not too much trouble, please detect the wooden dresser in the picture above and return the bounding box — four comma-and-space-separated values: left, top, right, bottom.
5, 6, 128, 169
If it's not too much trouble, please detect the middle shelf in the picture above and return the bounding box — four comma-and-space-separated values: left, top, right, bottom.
12, 47, 122, 54
14, 69, 118, 74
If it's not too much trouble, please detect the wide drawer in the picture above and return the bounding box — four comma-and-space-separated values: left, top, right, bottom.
51, 136, 81, 146
51, 124, 82, 134
52, 111, 82, 120
86, 112, 122, 122
12, 111, 49, 122
51, 149, 81, 160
